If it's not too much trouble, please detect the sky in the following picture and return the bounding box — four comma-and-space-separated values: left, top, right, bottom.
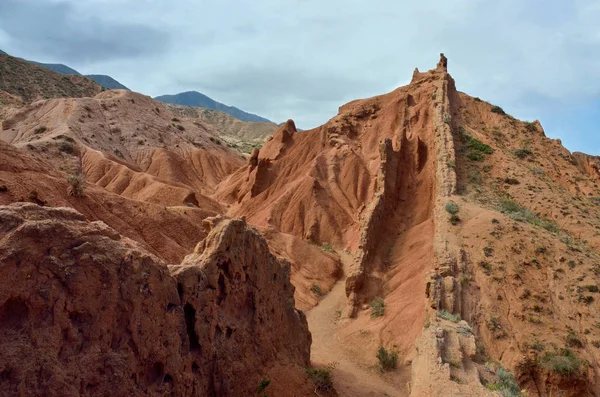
0, 0, 599, 154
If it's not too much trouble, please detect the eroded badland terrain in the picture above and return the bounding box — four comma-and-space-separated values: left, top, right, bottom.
2, 51, 600, 396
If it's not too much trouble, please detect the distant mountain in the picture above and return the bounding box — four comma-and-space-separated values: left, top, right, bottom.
85, 75, 129, 90
0, 49, 129, 91
154, 91, 271, 123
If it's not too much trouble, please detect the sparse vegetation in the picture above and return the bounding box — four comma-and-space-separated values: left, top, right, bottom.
467, 151, 485, 161
514, 148, 533, 159
306, 366, 334, 392
257, 378, 271, 394
445, 202, 459, 215
311, 284, 323, 296
34, 126, 47, 135
540, 348, 587, 376
58, 141, 75, 154
171, 117, 180, 122
437, 310, 461, 323
498, 197, 558, 232
491, 105, 506, 115
176, 124, 185, 131
446, 202, 460, 225
524, 122, 537, 132
376, 346, 398, 371
67, 171, 86, 197
0, 184, 7, 192
320, 242, 334, 252
370, 297, 385, 317
486, 367, 522, 396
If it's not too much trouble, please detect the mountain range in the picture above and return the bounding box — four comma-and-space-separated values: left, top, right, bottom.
154, 91, 272, 123
0, 49, 273, 124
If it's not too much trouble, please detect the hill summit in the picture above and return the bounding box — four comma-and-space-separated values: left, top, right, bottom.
154, 91, 272, 123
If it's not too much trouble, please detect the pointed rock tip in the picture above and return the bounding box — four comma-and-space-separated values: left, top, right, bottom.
437, 53, 448, 71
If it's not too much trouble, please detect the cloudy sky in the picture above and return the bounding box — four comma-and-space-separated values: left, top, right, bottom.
1, 0, 599, 153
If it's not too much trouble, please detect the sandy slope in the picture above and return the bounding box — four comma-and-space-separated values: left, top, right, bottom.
307, 253, 410, 397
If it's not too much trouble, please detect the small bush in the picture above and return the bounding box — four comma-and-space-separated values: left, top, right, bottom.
449, 214, 460, 225
504, 178, 520, 185
376, 347, 398, 371
58, 141, 75, 154
34, 126, 47, 135
445, 202, 459, 215
468, 138, 494, 154
514, 148, 533, 159
437, 310, 461, 323
176, 124, 185, 131
491, 106, 506, 115
257, 378, 271, 393
566, 332, 584, 348
541, 348, 586, 376
321, 242, 334, 252
586, 285, 599, 293
171, 117, 180, 122
370, 297, 385, 317
495, 367, 522, 397
311, 284, 322, 296
0, 184, 7, 192
467, 151, 485, 161
524, 122, 537, 132
67, 171, 86, 197
306, 368, 333, 392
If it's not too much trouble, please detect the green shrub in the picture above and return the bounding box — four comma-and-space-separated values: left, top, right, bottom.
498, 198, 558, 232
306, 368, 333, 391
467, 151, 485, 161
541, 348, 586, 376
514, 148, 533, 159
376, 346, 398, 371
311, 284, 323, 296
491, 106, 506, 115
468, 138, 494, 154
321, 242, 334, 252
176, 124, 185, 131
445, 202, 459, 215
495, 367, 522, 397
437, 310, 461, 323
370, 297, 385, 317
258, 378, 271, 393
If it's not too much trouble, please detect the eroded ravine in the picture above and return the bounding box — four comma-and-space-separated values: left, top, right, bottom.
306, 253, 409, 397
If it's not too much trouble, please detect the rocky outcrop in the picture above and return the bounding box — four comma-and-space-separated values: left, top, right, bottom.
170, 216, 311, 396
410, 318, 497, 396
0, 203, 310, 397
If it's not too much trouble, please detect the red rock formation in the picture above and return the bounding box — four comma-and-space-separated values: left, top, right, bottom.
0, 203, 311, 396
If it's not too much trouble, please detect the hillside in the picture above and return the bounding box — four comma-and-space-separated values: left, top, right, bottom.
167, 104, 277, 152
155, 91, 272, 123
28, 60, 81, 75
0, 49, 130, 90
2, 54, 600, 396
0, 53, 101, 104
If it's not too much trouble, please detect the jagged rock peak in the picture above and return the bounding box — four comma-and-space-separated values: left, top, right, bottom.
437, 53, 448, 71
